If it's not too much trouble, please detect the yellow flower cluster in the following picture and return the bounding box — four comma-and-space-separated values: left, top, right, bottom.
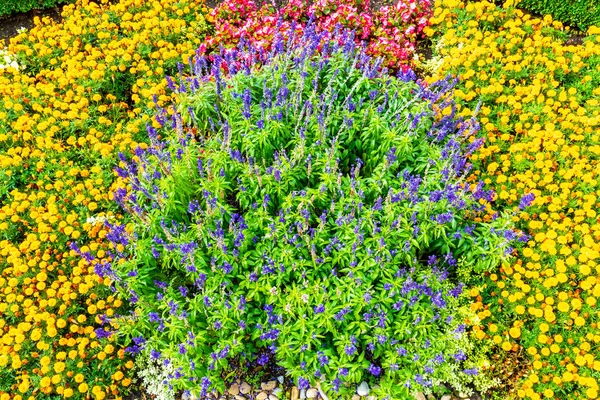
426, 1, 600, 399
0, 0, 209, 398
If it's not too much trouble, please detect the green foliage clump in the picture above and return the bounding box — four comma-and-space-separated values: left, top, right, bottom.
102, 28, 521, 399
0, 0, 73, 17
517, 0, 600, 31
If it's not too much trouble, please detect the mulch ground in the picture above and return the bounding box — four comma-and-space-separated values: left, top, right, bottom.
0, 5, 66, 47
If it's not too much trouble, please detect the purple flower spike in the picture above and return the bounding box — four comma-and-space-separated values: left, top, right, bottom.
298, 377, 310, 390
518, 193, 535, 210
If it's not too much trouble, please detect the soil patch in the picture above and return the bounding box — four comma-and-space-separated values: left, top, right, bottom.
0, 5, 65, 47
565, 33, 585, 46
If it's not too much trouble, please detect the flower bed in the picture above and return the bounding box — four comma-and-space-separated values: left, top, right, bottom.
426, 0, 600, 398
4, 0, 598, 398
0, 0, 210, 397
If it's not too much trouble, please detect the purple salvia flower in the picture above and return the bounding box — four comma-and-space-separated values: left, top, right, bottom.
368, 364, 381, 376
519, 193, 535, 210
298, 377, 310, 390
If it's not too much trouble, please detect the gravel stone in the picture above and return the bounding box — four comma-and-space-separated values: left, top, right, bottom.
228, 383, 240, 396
357, 382, 370, 397
262, 381, 277, 391
256, 392, 269, 400
240, 382, 251, 395
291, 387, 300, 400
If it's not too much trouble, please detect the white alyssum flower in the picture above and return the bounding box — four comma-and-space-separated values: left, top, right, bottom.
136, 354, 177, 400
422, 37, 448, 76
0, 50, 19, 70
85, 214, 115, 225
86, 215, 106, 225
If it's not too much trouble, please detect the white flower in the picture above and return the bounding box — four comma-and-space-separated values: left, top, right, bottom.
136, 354, 177, 400
0, 50, 19, 70
86, 216, 105, 225
86, 215, 114, 225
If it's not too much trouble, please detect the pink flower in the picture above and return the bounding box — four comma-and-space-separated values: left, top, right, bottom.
204, 0, 432, 71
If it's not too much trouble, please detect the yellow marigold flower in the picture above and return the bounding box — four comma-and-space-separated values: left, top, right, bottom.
53, 362, 65, 373
18, 379, 29, 393
558, 302, 570, 312
528, 347, 537, 355
40, 376, 51, 388
78, 383, 89, 393
509, 327, 521, 338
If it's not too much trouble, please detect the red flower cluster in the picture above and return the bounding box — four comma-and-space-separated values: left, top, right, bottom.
205, 0, 432, 70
